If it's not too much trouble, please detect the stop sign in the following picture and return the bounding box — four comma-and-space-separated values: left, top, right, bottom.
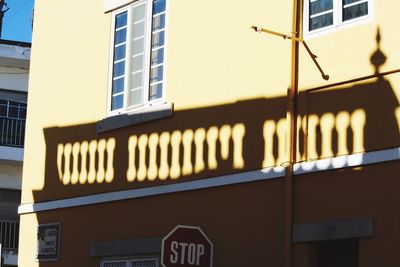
161, 225, 213, 267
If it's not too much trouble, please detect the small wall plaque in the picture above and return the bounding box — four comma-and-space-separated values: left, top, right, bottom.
36, 223, 61, 261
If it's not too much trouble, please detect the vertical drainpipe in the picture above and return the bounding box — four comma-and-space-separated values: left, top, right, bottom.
283, 0, 301, 266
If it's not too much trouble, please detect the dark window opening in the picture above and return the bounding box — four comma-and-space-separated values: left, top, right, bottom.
316, 239, 359, 267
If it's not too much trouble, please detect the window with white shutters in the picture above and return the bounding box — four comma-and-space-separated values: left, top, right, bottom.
108, 0, 167, 116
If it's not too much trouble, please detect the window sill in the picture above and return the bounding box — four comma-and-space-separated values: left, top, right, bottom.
90, 237, 162, 257
96, 102, 173, 134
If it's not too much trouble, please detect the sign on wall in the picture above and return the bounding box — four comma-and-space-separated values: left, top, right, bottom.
161, 225, 213, 267
36, 223, 61, 261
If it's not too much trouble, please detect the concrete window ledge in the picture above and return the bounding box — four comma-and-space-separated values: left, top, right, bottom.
97, 103, 173, 134
90, 237, 162, 257
293, 217, 374, 243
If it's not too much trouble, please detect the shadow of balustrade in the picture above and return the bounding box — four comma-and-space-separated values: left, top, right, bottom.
39, 75, 399, 201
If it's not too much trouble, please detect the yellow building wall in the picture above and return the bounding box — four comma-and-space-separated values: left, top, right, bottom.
20, 0, 294, 265
22, 1, 110, 204
20, 0, 400, 204
19, 0, 400, 265
18, 213, 39, 267
299, 1, 400, 90
21, 0, 294, 204
297, 1, 400, 161
167, 0, 293, 109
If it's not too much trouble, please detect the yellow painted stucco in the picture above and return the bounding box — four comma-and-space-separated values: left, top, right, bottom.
21, 0, 294, 203
19, 0, 400, 265
21, 0, 400, 201
166, 0, 293, 109
18, 214, 39, 267
21, 0, 400, 200
22, 1, 111, 202
298, 1, 400, 96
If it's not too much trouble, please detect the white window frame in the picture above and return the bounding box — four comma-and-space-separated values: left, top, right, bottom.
303, 0, 373, 38
107, 0, 168, 117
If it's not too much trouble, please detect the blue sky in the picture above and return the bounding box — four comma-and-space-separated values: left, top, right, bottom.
1, 0, 34, 43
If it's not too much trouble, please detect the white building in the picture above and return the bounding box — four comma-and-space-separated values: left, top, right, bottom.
0, 39, 30, 267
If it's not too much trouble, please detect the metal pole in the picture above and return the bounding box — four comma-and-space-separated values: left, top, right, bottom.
0, 243, 3, 267
283, 0, 301, 266
0, 0, 4, 39
251, 26, 303, 43
0, 0, 9, 39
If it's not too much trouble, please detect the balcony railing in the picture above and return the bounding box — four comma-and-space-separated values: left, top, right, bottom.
0, 220, 19, 250
0, 117, 25, 148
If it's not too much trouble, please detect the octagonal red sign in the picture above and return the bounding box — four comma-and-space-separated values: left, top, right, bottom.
161, 225, 213, 267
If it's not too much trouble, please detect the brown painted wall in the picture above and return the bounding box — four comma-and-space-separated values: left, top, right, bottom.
34, 178, 284, 267
294, 160, 400, 266
30, 160, 400, 266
